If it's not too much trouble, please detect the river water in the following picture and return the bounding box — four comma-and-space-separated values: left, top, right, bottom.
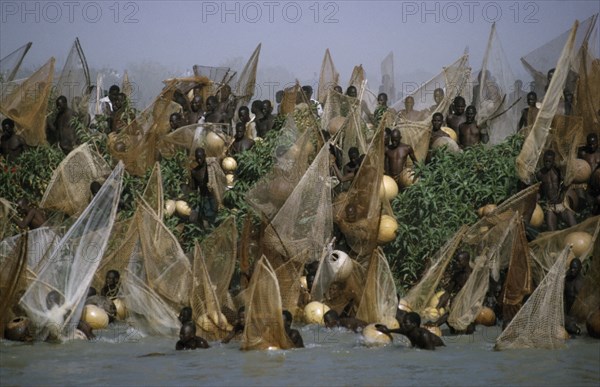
1, 323, 599, 386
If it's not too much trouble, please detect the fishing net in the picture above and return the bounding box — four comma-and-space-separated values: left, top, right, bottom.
334, 124, 386, 262
40, 143, 111, 217
190, 243, 233, 341
517, 21, 579, 184
317, 49, 340, 104
199, 216, 237, 309
0, 57, 54, 146
280, 84, 300, 115
474, 23, 519, 145
193, 65, 234, 86
403, 226, 467, 314
500, 214, 532, 328
108, 82, 177, 176
447, 254, 489, 331
528, 216, 600, 286
55, 38, 91, 117
495, 246, 570, 350
239, 216, 262, 290
120, 269, 180, 337
19, 162, 123, 340
0, 198, 16, 240
233, 44, 261, 122
245, 115, 314, 220
0, 41, 31, 83
136, 200, 192, 311
263, 143, 332, 263
274, 251, 307, 319
574, 42, 600, 137
241, 256, 293, 350
545, 114, 585, 186
521, 14, 597, 99
0, 233, 27, 337
379, 51, 396, 105
355, 248, 398, 324
570, 235, 600, 322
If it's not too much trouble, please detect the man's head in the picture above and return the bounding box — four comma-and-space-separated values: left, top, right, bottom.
346, 86, 357, 98
567, 258, 582, 280
219, 84, 231, 101
2, 118, 15, 135
431, 112, 444, 131
235, 122, 245, 140
465, 106, 477, 123
195, 147, 206, 165
390, 128, 402, 147
587, 133, 598, 152
348, 147, 360, 164
403, 312, 421, 331
547, 68, 555, 82
377, 93, 388, 106
178, 306, 193, 324
105, 270, 120, 288
46, 290, 64, 309
56, 95, 68, 113
191, 96, 203, 112
433, 88, 445, 105
251, 100, 263, 115
527, 92, 537, 107
238, 106, 250, 123
282, 310, 293, 330
302, 85, 313, 100
169, 112, 183, 130
404, 96, 414, 111
543, 149, 556, 169
206, 96, 218, 112
262, 100, 273, 115
452, 96, 466, 115
323, 309, 340, 328
333, 85, 343, 94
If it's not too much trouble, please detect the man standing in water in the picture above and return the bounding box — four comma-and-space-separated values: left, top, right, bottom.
385, 128, 417, 188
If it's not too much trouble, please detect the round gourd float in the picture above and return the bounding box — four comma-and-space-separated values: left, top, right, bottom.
82, 305, 109, 330
441, 126, 458, 142
328, 116, 346, 135
381, 316, 400, 330
432, 136, 461, 153
571, 159, 592, 184
586, 309, 600, 339
399, 169, 417, 188
329, 250, 354, 282
175, 200, 192, 217
564, 231, 593, 257
530, 203, 544, 228
380, 175, 399, 201
221, 157, 238, 172
474, 306, 496, 326
362, 323, 392, 346
4, 317, 31, 341
377, 215, 398, 244
165, 200, 176, 217
205, 131, 225, 154
478, 204, 497, 217
304, 301, 330, 325
112, 298, 127, 320
398, 298, 413, 312
225, 174, 235, 188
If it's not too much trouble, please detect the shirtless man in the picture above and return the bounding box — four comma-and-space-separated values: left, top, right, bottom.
52, 96, 77, 154
217, 84, 237, 123
1, 118, 26, 162
518, 92, 539, 132
376, 312, 444, 350
100, 270, 120, 298
536, 150, 577, 231
187, 95, 204, 125
446, 96, 467, 132
204, 96, 226, 124
258, 100, 275, 137
169, 112, 184, 132
238, 106, 252, 138
399, 96, 421, 121
373, 93, 388, 127
229, 122, 255, 155
176, 321, 210, 350
323, 309, 367, 332
564, 258, 584, 335
222, 306, 245, 344
458, 106, 488, 148
14, 198, 46, 230
385, 129, 417, 187
190, 147, 217, 227
429, 112, 449, 147
282, 310, 304, 348
580, 133, 600, 213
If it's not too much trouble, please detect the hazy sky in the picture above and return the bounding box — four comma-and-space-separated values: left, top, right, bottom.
1, 0, 598, 102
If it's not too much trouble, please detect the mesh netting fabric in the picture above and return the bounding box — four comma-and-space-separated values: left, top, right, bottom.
574, 42, 600, 138
0, 42, 31, 83
447, 254, 490, 331
0, 233, 27, 337
517, 21, 579, 184
55, 38, 91, 117
262, 143, 332, 263
317, 49, 340, 104
403, 226, 468, 314
380, 51, 396, 106
495, 246, 570, 350
0, 198, 16, 240
241, 256, 293, 350
232, 44, 260, 122
355, 248, 398, 324
274, 252, 307, 320
19, 162, 123, 340
570, 235, 600, 322
0, 57, 54, 146
40, 143, 111, 216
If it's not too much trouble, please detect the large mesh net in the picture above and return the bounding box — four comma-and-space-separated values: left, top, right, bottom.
233, 43, 261, 122
40, 143, 111, 217
403, 226, 467, 314
0, 198, 16, 240
495, 246, 570, 350
19, 162, 123, 340
517, 21, 579, 184
0, 57, 55, 146
317, 49, 340, 104
0, 41, 31, 83
474, 23, 519, 145
55, 38, 91, 117
570, 234, 600, 323
447, 254, 490, 331
0, 233, 27, 337
380, 51, 396, 106
355, 248, 398, 324
263, 142, 332, 264
274, 251, 306, 320
241, 256, 293, 350
574, 41, 600, 137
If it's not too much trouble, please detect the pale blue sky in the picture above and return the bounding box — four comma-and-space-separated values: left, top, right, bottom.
1, 0, 598, 103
